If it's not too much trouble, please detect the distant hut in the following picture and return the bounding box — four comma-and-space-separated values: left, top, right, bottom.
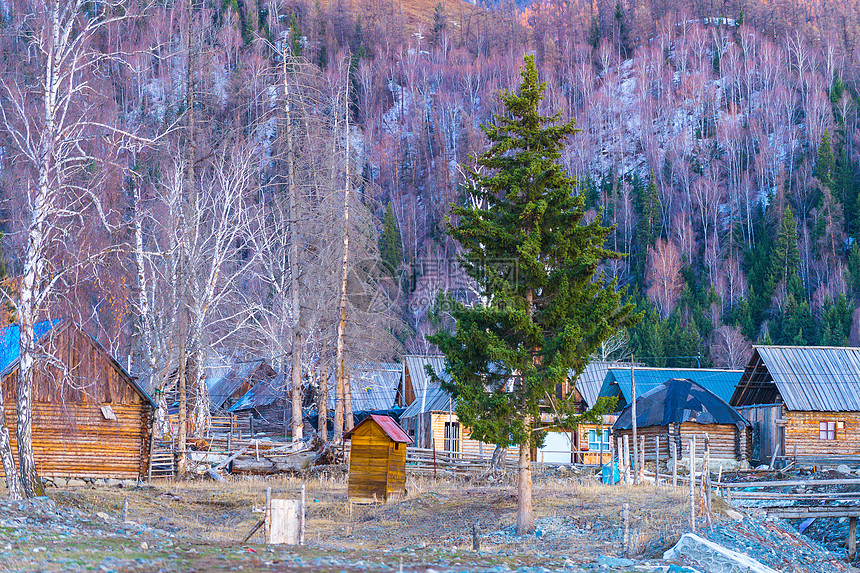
228, 371, 289, 436
731, 346, 860, 466
613, 378, 751, 468
344, 414, 412, 503
0, 319, 156, 480
208, 359, 277, 414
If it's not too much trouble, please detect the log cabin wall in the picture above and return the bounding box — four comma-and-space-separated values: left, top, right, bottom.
614, 423, 749, 461
248, 399, 288, 436
784, 410, 860, 459
0, 323, 152, 480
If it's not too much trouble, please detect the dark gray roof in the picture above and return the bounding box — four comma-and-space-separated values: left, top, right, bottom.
327, 363, 402, 412
613, 378, 750, 430
732, 346, 860, 411
208, 359, 270, 410
228, 371, 287, 412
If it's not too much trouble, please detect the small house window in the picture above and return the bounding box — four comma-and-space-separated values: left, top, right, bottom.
588, 428, 611, 451
394, 442, 400, 450
444, 421, 460, 454
819, 421, 837, 440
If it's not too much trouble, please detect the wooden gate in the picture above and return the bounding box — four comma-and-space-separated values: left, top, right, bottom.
736, 404, 783, 466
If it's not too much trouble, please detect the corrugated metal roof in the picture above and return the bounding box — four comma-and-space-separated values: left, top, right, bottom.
572, 361, 637, 408
400, 355, 454, 419
327, 363, 402, 413
598, 367, 743, 407
208, 359, 268, 410
403, 355, 450, 396
228, 371, 287, 412
400, 385, 454, 419
345, 414, 413, 443
741, 346, 860, 411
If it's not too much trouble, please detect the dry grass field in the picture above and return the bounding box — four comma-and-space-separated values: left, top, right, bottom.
38, 468, 722, 570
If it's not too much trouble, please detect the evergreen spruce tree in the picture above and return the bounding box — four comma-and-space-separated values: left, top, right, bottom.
769, 207, 800, 289
429, 56, 637, 534
379, 202, 403, 276
816, 130, 834, 188
431, 2, 447, 48
637, 171, 661, 249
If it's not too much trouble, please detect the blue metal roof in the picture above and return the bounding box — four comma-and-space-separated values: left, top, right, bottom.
0, 319, 60, 374
598, 367, 743, 408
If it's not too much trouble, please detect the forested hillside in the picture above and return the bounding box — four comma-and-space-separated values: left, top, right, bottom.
0, 0, 858, 399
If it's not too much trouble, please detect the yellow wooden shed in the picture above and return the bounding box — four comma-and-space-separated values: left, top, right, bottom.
345, 414, 413, 503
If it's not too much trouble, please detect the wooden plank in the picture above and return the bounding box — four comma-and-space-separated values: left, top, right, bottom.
717, 478, 860, 489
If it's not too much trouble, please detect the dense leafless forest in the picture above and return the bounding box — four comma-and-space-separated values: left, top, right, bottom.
0, 0, 859, 401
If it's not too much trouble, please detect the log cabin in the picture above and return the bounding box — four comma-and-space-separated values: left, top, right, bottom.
613, 378, 752, 467
344, 414, 412, 503
731, 345, 860, 466
228, 371, 289, 436
0, 319, 156, 480
208, 358, 278, 414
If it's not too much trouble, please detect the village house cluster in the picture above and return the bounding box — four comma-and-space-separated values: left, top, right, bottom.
1, 320, 858, 483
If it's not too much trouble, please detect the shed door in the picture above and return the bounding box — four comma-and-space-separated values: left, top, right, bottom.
740, 404, 782, 466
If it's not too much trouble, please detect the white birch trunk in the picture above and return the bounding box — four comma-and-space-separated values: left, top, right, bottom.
334, 85, 352, 440
284, 47, 303, 445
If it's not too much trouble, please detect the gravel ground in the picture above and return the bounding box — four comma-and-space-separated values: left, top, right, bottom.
0, 470, 851, 572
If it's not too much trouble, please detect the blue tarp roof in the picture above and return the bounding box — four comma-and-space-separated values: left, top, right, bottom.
598, 367, 743, 409
0, 319, 60, 374
613, 379, 750, 430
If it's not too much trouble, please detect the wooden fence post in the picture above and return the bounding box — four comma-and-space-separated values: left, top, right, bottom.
690, 436, 696, 533
849, 516, 857, 561
639, 435, 645, 483
623, 435, 631, 484
704, 434, 712, 528
671, 440, 677, 487
622, 502, 630, 557
300, 484, 306, 546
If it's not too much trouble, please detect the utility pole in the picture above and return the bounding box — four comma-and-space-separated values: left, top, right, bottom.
631, 356, 638, 485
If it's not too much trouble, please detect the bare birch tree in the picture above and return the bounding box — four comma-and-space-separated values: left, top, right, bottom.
0, 0, 140, 497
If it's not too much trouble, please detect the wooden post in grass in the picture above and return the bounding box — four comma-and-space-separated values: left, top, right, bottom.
473, 521, 481, 551
300, 484, 306, 545
690, 436, 696, 533
622, 502, 630, 557
671, 440, 677, 487
704, 434, 712, 528
849, 517, 857, 561
623, 435, 631, 484
122, 496, 128, 522
265, 486, 272, 541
